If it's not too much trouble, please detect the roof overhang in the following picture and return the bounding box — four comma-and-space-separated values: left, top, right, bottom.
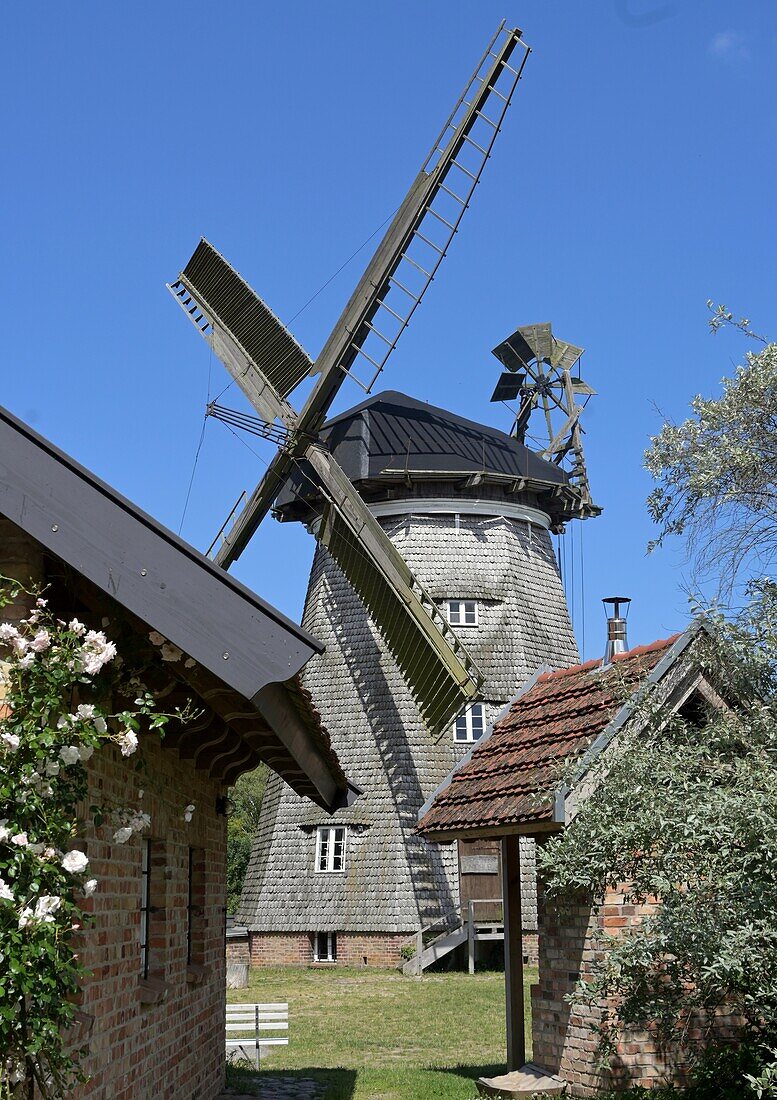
0, 404, 347, 810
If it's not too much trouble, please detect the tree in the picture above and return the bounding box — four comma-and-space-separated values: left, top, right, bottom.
645, 305, 777, 592
538, 309, 777, 1092
537, 614, 777, 1069
226, 764, 267, 914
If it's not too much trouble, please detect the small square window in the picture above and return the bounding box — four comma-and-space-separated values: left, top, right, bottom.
453, 702, 486, 743
447, 600, 478, 627
315, 826, 347, 873
314, 931, 337, 962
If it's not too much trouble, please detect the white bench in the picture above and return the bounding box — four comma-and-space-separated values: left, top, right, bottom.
225, 1002, 289, 1068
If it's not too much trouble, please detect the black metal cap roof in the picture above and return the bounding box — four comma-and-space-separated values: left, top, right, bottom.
276, 391, 582, 525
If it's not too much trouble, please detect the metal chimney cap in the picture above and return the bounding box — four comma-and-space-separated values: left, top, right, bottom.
602, 596, 631, 617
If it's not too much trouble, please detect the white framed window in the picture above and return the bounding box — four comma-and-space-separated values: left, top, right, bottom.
453, 702, 486, 743
313, 931, 337, 962
315, 826, 347, 873
447, 600, 478, 627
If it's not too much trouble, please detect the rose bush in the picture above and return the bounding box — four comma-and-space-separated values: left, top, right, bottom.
0, 578, 194, 1097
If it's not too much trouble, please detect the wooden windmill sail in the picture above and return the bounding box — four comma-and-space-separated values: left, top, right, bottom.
168, 22, 530, 735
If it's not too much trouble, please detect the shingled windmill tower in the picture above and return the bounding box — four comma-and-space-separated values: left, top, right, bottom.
167, 24, 599, 967
239, 322, 599, 968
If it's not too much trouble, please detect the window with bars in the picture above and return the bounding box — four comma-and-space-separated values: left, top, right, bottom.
315, 826, 347, 873
187, 847, 205, 967
313, 931, 337, 962
453, 702, 486, 743
447, 599, 479, 627
140, 839, 152, 978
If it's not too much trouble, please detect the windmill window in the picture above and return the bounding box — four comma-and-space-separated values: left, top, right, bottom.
315, 826, 347, 873
453, 702, 486, 743
447, 600, 478, 627
313, 931, 337, 962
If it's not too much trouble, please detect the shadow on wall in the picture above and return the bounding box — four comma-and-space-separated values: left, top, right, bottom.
322, 566, 457, 931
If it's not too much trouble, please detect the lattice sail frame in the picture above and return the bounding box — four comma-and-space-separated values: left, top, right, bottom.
168, 22, 530, 734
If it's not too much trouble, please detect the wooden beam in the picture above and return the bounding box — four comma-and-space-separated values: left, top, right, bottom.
502, 834, 526, 1071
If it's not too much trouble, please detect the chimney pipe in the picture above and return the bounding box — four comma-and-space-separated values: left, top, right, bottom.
602, 597, 631, 665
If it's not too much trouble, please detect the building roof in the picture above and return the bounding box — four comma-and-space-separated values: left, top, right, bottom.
275, 391, 590, 527
417, 635, 687, 840
0, 404, 347, 809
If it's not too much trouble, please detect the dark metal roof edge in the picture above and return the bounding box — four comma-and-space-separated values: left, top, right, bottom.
0, 403, 322, 654
323, 390, 568, 473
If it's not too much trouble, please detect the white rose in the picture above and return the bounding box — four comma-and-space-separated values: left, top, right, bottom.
0, 821, 10, 842
0, 878, 14, 902
75, 703, 95, 719
148, 631, 166, 646
160, 643, 183, 663
83, 879, 98, 896
59, 745, 81, 766
18, 907, 33, 929
11, 833, 28, 847
1, 732, 20, 752
44, 760, 60, 777
78, 744, 94, 762
61, 850, 88, 874
69, 620, 86, 636
117, 729, 138, 757
93, 716, 107, 735
113, 827, 133, 844
30, 629, 51, 653
34, 895, 61, 922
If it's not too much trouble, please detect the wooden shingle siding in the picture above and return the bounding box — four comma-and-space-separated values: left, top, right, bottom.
239, 509, 576, 946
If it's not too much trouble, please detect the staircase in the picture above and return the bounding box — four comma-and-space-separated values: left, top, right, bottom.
402, 924, 468, 975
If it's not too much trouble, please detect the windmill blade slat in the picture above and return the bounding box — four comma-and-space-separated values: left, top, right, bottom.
170, 238, 313, 416
550, 338, 584, 372
215, 23, 529, 567
306, 444, 482, 735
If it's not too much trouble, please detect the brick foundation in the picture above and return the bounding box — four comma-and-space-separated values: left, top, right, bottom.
531, 878, 738, 1096
249, 931, 410, 968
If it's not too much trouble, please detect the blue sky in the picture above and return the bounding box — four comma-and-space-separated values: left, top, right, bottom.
2, 2, 775, 660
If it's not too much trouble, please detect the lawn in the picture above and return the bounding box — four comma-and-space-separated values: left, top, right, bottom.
225, 965, 532, 1099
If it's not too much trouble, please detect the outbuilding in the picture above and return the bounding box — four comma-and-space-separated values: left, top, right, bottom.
418, 619, 722, 1097
0, 404, 347, 1098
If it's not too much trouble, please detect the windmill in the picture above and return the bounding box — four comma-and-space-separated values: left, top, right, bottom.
490, 322, 599, 524
168, 22, 530, 736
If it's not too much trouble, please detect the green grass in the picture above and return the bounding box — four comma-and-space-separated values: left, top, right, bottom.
226, 965, 533, 1099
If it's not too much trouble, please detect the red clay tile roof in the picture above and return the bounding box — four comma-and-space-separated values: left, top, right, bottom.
417, 635, 681, 838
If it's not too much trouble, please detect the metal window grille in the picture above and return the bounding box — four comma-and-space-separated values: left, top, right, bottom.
315, 826, 347, 873
447, 600, 479, 627
140, 839, 151, 978
314, 932, 337, 962
187, 846, 194, 966
453, 702, 486, 743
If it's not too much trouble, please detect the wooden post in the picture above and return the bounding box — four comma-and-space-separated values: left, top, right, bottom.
416, 928, 424, 976
468, 900, 476, 975
502, 834, 526, 1071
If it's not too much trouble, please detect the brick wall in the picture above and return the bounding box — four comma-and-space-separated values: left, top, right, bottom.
74, 734, 228, 1099
249, 931, 409, 968
0, 520, 229, 1099
531, 877, 737, 1096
